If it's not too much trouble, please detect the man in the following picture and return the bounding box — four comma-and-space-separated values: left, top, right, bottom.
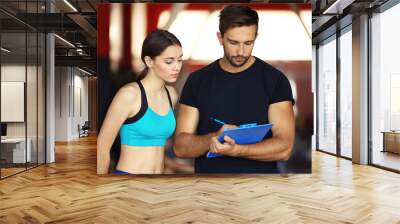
173, 4, 295, 173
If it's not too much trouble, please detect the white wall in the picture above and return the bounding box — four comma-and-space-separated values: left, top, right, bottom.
54, 67, 89, 141
1, 65, 29, 138
1, 64, 45, 163
1, 65, 26, 81
55, 67, 69, 141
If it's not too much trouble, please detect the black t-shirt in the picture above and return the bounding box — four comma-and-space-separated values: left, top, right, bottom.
179, 57, 294, 173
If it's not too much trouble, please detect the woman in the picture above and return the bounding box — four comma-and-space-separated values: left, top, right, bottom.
97, 29, 183, 174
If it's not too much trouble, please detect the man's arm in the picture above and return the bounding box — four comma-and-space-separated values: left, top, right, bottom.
210, 101, 295, 161
173, 104, 214, 158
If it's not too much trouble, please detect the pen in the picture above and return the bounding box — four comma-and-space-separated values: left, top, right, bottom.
210, 117, 225, 125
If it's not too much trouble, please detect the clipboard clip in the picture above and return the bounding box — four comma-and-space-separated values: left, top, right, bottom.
239, 123, 257, 128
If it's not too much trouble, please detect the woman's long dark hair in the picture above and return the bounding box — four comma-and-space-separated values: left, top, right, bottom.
137, 29, 182, 81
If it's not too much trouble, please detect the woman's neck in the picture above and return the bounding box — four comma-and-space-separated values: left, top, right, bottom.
140, 71, 165, 95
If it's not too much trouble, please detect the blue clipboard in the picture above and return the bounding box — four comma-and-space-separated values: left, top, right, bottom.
206, 123, 273, 158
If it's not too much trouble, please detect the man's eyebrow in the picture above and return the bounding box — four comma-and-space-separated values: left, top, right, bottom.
227, 38, 238, 42
227, 38, 254, 43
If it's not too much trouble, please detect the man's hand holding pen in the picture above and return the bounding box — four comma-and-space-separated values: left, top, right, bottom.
209, 118, 241, 157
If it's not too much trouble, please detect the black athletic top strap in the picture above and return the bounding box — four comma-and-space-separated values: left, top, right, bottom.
137, 81, 148, 107
164, 86, 173, 108
123, 81, 148, 124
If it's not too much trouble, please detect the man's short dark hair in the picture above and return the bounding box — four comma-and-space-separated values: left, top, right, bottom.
219, 4, 259, 37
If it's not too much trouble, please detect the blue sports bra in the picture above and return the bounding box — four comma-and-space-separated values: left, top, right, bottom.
119, 81, 176, 147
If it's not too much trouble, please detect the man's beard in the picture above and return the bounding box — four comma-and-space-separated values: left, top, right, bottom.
224, 49, 250, 68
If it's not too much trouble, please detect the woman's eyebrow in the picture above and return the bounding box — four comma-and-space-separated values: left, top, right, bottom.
164, 54, 183, 60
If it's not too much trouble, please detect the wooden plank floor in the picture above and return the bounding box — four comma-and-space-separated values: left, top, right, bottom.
1, 135, 400, 224
1, 167, 26, 178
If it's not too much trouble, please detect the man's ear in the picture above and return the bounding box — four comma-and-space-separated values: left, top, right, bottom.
144, 56, 153, 68
217, 32, 223, 45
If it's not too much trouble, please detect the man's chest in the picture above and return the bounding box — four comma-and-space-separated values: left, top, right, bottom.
196, 78, 271, 124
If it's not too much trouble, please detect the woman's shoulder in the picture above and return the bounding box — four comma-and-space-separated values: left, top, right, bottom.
165, 85, 177, 95
165, 85, 178, 104
115, 82, 140, 104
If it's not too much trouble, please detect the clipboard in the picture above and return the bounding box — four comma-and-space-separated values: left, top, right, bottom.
206, 123, 273, 158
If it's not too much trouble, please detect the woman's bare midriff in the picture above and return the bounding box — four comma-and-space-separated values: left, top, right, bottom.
116, 145, 165, 174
